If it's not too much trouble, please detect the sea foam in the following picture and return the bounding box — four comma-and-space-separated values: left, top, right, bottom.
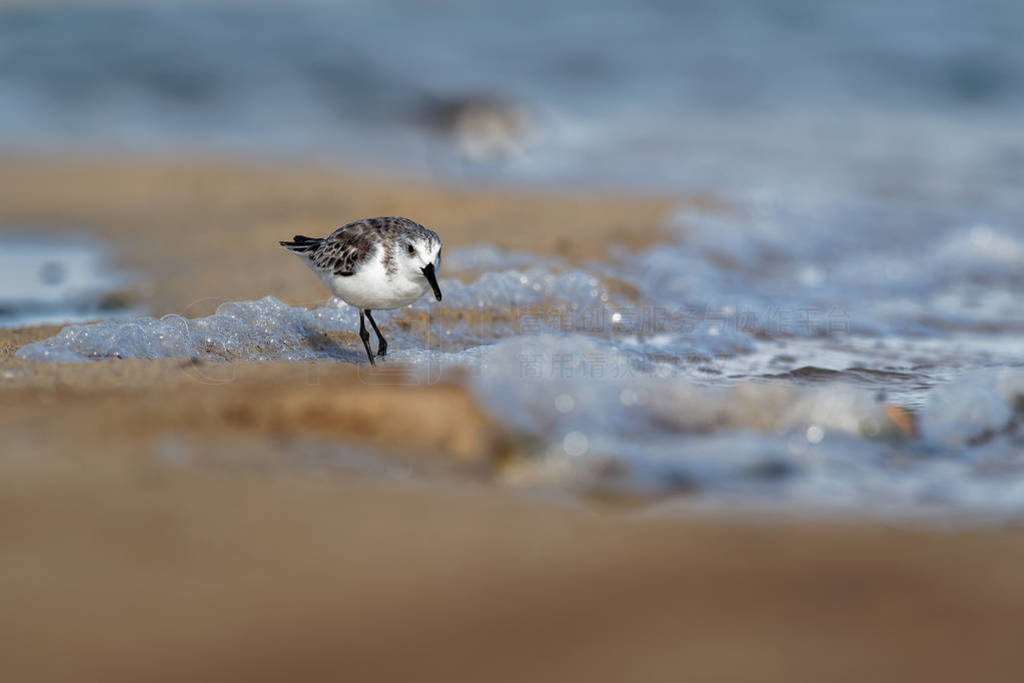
15, 237, 1024, 516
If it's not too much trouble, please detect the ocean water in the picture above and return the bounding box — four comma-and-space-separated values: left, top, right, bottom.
0, 0, 1022, 199
6, 1, 1024, 515
0, 236, 135, 327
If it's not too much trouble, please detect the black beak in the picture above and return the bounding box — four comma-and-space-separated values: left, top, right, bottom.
422, 263, 442, 301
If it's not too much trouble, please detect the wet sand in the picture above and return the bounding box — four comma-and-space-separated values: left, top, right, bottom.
0, 156, 685, 315
3, 155, 1024, 682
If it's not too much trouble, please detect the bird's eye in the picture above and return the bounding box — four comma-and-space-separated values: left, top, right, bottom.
406, 244, 416, 256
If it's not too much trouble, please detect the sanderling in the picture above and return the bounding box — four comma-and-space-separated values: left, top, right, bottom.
280, 216, 443, 365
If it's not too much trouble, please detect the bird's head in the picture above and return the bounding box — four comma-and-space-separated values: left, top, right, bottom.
400, 233, 443, 301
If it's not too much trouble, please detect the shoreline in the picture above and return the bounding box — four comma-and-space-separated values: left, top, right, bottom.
3, 154, 1024, 681
0, 155, 690, 316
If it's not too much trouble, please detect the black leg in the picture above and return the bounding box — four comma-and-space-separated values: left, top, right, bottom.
364, 310, 388, 357
358, 310, 375, 366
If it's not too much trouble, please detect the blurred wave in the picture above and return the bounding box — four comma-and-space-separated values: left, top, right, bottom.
1, 0, 1022, 200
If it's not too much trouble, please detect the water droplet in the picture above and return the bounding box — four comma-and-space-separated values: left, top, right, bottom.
970, 224, 993, 247
554, 393, 575, 413
884, 260, 907, 280
806, 425, 825, 444
799, 266, 825, 287
563, 431, 589, 457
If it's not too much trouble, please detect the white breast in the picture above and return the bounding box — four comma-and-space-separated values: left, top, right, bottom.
317, 246, 429, 310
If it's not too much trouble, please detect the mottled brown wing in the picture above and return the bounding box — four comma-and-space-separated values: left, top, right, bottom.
311, 222, 375, 277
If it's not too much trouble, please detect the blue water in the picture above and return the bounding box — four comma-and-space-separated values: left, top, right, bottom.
6, 1, 1024, 516
0, 235, 135, 327
1, 0, 1022, 199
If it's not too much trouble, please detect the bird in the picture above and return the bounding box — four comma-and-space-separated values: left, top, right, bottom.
280, 216, 443, 365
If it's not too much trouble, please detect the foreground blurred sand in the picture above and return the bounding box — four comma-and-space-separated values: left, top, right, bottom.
3, 155, 1024, 682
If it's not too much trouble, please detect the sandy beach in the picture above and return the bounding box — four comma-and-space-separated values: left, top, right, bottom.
0, 156, 685, 315
3, 154, 1024, 681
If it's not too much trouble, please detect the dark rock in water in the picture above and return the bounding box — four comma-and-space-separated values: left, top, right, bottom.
747, 459, 795, 481
660, 469, 700, 494
97, 291, 136, 312
38, 261, 66, 286
944, 53, 1009, 105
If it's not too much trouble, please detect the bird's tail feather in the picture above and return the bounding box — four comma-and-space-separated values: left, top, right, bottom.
279, 235, 323, 256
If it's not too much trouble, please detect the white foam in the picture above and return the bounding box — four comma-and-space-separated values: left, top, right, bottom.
17, 296, 358, 362
14, 241, 1024, 516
